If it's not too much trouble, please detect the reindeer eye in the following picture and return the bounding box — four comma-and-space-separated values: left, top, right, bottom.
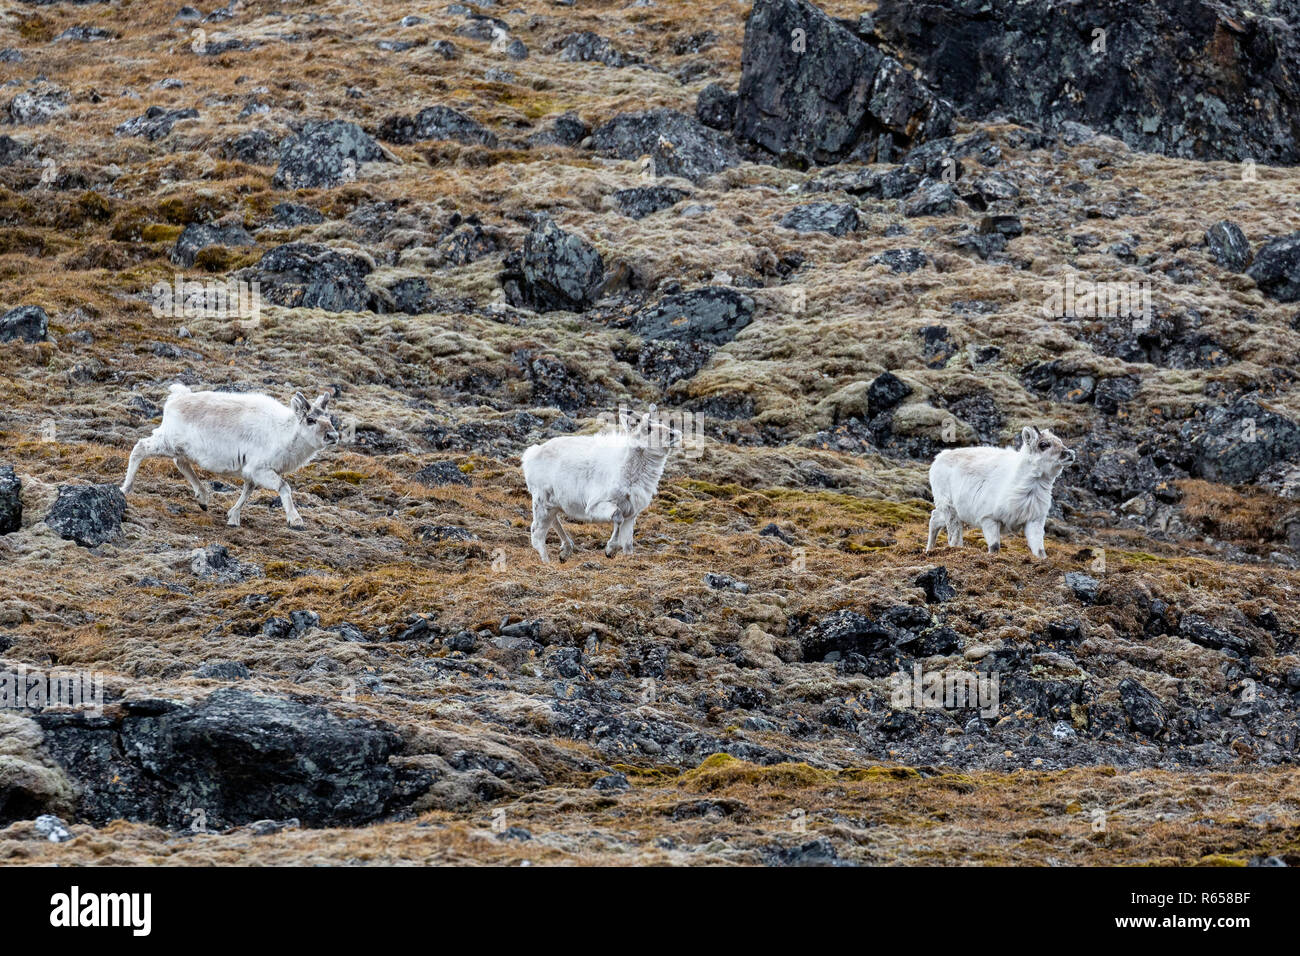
306, 417, 316, 425
1038, 441, 1050, 451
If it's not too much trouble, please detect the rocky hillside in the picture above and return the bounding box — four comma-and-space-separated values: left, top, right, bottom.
0, 0, 1298, 865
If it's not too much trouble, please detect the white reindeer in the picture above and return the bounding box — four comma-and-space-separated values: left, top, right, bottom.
521, 406, 681, 563
120, 384, 339, 528
926, 425, 1075, 558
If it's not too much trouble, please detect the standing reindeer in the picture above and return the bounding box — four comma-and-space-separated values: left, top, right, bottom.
521, 406, 681, 563
926, 425, 1075, 558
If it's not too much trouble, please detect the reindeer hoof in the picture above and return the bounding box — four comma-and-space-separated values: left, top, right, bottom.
198, 503, 208, 512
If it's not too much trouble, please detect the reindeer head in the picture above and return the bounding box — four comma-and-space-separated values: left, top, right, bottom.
1020, 424, 1075, 475
291, 391, 340, 448
631, 405, 682, 453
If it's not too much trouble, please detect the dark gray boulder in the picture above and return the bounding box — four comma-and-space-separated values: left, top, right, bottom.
221, 128, 279, 165
903, 181, 960, 218
629, 287, 755, 346
270, 202, 324, 227
1246, 233, 1300, 301
506, 219, 605, 313
867, 371, 910, 416
871, 0, 1300, 164
612, 185, 690, 219
272, 120, 386, 189
241, 243, 374, 312
45, 484, 126, 547
780, 202, 860, 236
114, 105, 198, 141
590, 109, 740, 182
171, 222, 256, 267
0, 466, 20, 535
1205, 221, 1252, 272
0, 305, 49, 343
696, 83, 738, 130
734, 0, 954, 166
1118, 678, 1166, 738
556, 31, 641, 68
377, 105, 497, 147
1185, 396, 1300, 484
34, 689, 429, 828
915, 566, 954, 603
0, 135, 28, 166
527, 111, 589, 147
870, 248, 928, 273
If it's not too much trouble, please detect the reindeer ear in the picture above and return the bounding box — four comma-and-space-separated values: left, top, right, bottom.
1021, 425, 1039, 448
313, 391, 332, 411
292, 392, 311, 418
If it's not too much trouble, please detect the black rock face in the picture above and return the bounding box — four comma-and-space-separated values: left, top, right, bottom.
0, 305, 49, 343
242, 242, 374, 312
527, 110, 589, 147
780, 202, 860, 236
507, 218, 605, 313
272, 119, 386, 189
171, 222, 256, 267
629, 287, 756, 346
34, 689, 429, 828
377, 105, 497, 147
734, 0, 954, 166
45, 484, 125, 547
915, 566, 954, 603
612, 185, 690, 220
695, 83, 738, 131
867, 371, 911, 417
1118, 678, 1167, 738
872, 0, 1300, 163
1205, 220, 1252, 272
589, 108, 740, 182
0, 465, 20, 535
1185, 397, 1300, 484
114, 105, 198, 141
1247, 233, 1300, 301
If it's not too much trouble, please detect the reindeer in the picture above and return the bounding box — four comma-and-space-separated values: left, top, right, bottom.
926, 425, 1075, 558
120, 384, 339, 528
521, 406, 681, 563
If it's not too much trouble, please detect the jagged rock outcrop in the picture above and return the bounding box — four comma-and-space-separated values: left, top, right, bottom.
870, 0, 1300, 163
34, 689, 430, 828
734, 0, 955, 165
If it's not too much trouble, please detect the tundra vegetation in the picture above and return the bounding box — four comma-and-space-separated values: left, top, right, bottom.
0, 0, 1299, 865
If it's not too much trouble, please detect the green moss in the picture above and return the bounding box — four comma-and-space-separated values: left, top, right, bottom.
141, 223, 184, 243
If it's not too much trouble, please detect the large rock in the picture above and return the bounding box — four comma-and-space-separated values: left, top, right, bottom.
1205, 220, 1252, 272
45, 484, 125, 547
272, 120, 386, 189
242, 243, 374, 312
114, 106, 199, 141
1246, 233, 1300, 301
612, 185, 690, 220
377, 105, 497, 147
505, 219, 605, 313
629, 287, 755, 345
0, 305, 49, 343
7, 83, 67, 125
1186, 397, 1300, 484
589, 109, 740, 182
871, 0, 1300, 163
171, 222, 256, 267
734, 0, 954, 165
0, 466, 20, 534
34, 689, 429, 828
780, 202, 860, 236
